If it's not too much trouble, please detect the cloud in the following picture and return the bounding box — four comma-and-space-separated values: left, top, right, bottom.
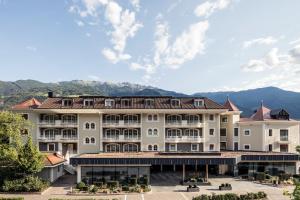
194, 0, 232, 18
70, 0, 142, 63
130, 0, 140, 11
76, 20, 85, 27
243, 36, 278, 49
26, 46, 37, 52
289, 38, 300, 45
88, 75, 101, 81
289, 44, 300, 63
242, 48, 291, 72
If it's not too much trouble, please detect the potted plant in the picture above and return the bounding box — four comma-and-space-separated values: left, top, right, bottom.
219, 183, 232, 190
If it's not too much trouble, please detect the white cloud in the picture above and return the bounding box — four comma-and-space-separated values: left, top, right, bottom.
130, 0, 140, 11
289, 38, 300, 45
26, 46, 37, 52
242, 48, 290, 72
76, 20, 85, 27
289, 44, 300, 63
243, 36, 278, 49
88, 75, 101, 81
194, 0, 232, 18
70, 0, 142, 63
86, 32, 91, 37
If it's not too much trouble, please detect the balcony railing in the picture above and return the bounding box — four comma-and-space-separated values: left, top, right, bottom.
165, 120, 203, 127
38, 135, 78, 141
102, 120, 141, 127
39, 120, 78, 127
102, 135, 141, 141
165, 136, 204, 142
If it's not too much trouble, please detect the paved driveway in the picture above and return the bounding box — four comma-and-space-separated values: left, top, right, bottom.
0, 177, 294, 200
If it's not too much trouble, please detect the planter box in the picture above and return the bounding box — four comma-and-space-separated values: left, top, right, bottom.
219, 186, 232, 191
187, 187, 200, 192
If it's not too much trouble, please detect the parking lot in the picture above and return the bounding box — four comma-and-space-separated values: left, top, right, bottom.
0, 176, 294, 200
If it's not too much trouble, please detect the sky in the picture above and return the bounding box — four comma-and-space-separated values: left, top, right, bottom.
1, 0, 300, 94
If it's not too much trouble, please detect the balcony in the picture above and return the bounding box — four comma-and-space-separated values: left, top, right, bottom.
102, 120, 141, 127
38, 135, 78, 142
165, 120, 203, 128
165, 136, 204, 142
39, 120, 78, 127
102, 135, 141, 142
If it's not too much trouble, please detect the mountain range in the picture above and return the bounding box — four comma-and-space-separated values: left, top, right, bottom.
1, 80, 300, 119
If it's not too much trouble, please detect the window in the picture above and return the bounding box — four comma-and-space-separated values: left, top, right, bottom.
145, 99, 154, 107
169, 144, 177, 151
244, 129, 251, 136
167, 129, 181, 138
220, 142, 227, 150
85, 137, 90, 144
148, 145, 152, 151
90, 137, 95, 144
266, 129, 272, 136
153, 129, 158, 136
234, 142, 239, 151
209, 129, 215, 136
194, 99, 204, 107
147, 115, 152, 121
58, 165, 61, 172
234, 128, 239, 137
123, 143, 138, 152
191, 144, 199, 151
220, 128, 227, 137
48, 143, 55, 151
121, 99, 131, 107
85, 122, 90, 130
91, 123, 96, 130
62, 99, 72, 107
153, 114, 158, 121
153, 145, 158, 151
147, 129, 153, 136
106, 143, 120, 152
105, 99, 114, 107
84, 99, 94, 107
21, 114, 29, 120
268, 144, 273, 151
209, 144, 214, 151
209, 114, 214, 121
147, 114, 158, 122
171, 99, 180, 107
280, 129, 288, 141
280, 144, 288, 152
244, 144, 250, 150
221, 116, 228, 123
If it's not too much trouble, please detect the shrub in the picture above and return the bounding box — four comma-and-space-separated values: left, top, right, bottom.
255, 172, 266, 182
129, 178, 138, 186
76, 181, 86, 190
89, 185, 98, 193
122, 185, 129, 191
107, 181, 119, 190
193, 192, 267, 200
0, 198, 24, 200
2, 176, 49, 192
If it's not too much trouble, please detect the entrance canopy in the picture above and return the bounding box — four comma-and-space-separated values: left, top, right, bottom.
70, 151, 300, 166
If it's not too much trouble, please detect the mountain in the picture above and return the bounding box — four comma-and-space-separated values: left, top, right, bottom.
0, 80, 300, 119
194, 87, 300, 119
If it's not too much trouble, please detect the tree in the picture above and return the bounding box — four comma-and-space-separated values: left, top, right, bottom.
296, 145, 300, 154
18, 136, 44, 174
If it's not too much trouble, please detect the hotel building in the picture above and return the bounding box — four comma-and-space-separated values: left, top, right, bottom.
11, 93, 300, 184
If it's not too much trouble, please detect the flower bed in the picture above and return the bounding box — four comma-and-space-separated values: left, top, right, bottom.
193, 191, 267, 200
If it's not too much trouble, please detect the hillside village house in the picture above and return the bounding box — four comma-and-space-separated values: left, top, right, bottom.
11, 92, 300, 184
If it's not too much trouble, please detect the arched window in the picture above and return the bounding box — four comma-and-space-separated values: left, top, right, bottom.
167, 129, 181, 138
148, 145, 152, 151
106, 143, 120, 152
147, 115, 152, 121
85, 122, 90, 129
90, 137, 95, 144
148, 129, 153, 136
153, 145, 158, 151
153, 129, 158, 136
153, 114, 158, 121
62, 115, 76, 124
85, 137, 90, 144
91, 123, 95, 129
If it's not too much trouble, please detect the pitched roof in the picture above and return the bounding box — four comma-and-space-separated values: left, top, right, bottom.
11, 98, 41, 110
250, 104, 271, 121
44, 153, 65, 167
223, 98, 239, 111
37, 96, 226, 110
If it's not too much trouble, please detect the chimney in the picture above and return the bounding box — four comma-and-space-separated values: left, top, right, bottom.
48, 91, 53, 98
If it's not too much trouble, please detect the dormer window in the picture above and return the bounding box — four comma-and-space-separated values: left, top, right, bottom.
194, 99, 204, 107
145, 99, 154, 107
62, 99, 72, 107
121, 99, 131, 107
84, 99, 94, 107
105, 99, 114, 107
171, 99, 180, 107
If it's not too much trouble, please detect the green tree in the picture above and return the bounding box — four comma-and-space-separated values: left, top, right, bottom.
296, 145, 300, 154
18, 136, 44, 174
293, 183, 300, 200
